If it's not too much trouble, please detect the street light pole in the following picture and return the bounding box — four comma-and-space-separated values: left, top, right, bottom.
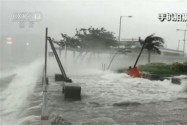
118, 16, 122, 43
183, 29, 186, 55
118, 16, 132, 47
178, 40, 181, 51
176, 24, 187, 57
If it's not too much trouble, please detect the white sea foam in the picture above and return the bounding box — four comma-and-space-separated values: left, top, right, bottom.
47, 51, 187, 105
0, 58, 43, 125
70, 71, 187, 105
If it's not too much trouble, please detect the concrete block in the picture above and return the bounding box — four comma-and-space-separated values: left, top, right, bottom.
171, 77, 181, 85
55, 74, 72, 83
149, 74, 161, 80
55, 74, 66, 81
141, 72, 162, 81
63, 82, 81, 100
141, 72, 149, 78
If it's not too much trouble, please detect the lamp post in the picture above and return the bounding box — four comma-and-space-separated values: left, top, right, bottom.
118, 16, 132, 47
178, 40, 181, 51
176, 24, 187, 56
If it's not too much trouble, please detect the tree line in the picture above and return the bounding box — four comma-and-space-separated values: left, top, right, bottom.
52, 26, 165, 63
53, 26, 118, 53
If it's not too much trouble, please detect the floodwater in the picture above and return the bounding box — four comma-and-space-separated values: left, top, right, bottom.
0, 53, 187, 125
47, 71, 187, 125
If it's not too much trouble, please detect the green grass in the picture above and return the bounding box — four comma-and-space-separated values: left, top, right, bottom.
138, 62, 187, 77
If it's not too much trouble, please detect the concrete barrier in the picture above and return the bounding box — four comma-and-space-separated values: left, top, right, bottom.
141, 72, 163, 81
171, 76, 187, 85
171, 77, 181, 85
55, 74, 66, 81
149, 74, 162, 80
63, 82, 81, 100
55, 74, 72, 83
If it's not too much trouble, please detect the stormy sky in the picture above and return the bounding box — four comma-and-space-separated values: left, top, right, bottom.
1, 0, 187, 51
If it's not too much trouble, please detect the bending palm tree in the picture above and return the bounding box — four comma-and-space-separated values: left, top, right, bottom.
139, 34, 165, 63
128, 34, 164, 77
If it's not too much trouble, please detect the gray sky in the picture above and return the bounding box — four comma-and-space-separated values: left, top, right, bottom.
1, 0, 187, 50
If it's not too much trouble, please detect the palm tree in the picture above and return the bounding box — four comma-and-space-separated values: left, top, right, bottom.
139, 34, 165, 63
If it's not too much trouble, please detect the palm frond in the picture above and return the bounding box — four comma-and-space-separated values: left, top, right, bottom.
151, 41, 164, 47
139, 37, 144, 45
152, 46, 161, 54
141, 34, 165, 54
144, 33, 155, 43
145, 34, 164, 43
150, 37, 164, 44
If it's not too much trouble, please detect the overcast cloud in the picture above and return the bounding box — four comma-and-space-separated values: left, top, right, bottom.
1, 0, 187, 50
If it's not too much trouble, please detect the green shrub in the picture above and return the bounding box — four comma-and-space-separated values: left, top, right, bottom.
170, 62, 184, 73
183, 62, 187, 73
139, 62, 187, 77
183, 61, 187, 65
146, 63, 167, 67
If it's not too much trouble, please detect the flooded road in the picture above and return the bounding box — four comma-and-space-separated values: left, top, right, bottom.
0, 56, 187, 125
47, 72, 187, 125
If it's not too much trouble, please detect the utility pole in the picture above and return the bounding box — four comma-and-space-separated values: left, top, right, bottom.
176, 24, 187, 57
118, 16, 132, 47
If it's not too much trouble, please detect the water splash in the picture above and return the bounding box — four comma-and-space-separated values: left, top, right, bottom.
0, 58, 43, 125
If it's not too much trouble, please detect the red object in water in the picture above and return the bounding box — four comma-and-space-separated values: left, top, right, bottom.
128, 67, 141, 77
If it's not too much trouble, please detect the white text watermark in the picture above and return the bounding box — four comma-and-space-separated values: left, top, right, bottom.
158, 13, 187, 22
12, 11, 42, 28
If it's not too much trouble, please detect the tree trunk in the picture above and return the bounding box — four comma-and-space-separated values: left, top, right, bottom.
148, 50, 151, 64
